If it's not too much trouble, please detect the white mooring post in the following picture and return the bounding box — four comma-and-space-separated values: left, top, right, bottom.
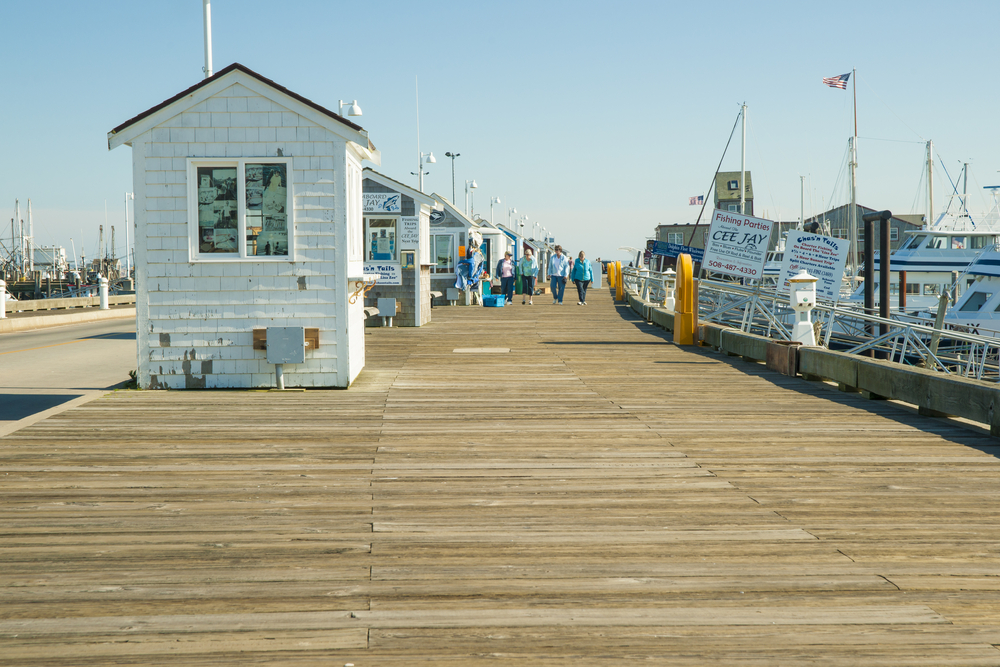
99, 276, 109, 310
789, 269, 818, 346
0, 279, 6, 319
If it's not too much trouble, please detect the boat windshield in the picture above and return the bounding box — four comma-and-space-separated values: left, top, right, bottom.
959, 291, 993, 312
904, 234, 927, 250
927, 236, 949, 249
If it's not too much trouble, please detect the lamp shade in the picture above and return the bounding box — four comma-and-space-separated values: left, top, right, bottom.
426, 153, 436, 163
348, 100, 362, 116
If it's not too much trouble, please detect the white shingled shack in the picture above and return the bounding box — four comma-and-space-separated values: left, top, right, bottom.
108, 63, 380, 389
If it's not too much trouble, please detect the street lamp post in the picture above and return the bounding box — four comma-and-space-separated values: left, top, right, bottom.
412, 152, 435, 192
490, 197, 501, 225
465, 179, 478, 217
444, 152, 460, 203
507, 206, 516, 229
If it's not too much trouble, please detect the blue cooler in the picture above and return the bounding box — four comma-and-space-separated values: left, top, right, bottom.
483, 295, 505, 307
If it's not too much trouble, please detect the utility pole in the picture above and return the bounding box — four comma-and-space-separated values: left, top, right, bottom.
203, 0, 213, 78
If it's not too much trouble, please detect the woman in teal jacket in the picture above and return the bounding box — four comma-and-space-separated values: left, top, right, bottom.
571, 250, 594, 305
518, 248, 538, 305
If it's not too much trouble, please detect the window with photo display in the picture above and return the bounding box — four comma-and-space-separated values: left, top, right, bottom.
365, 217, 397, 262
189, 159, 292, 260
197, 167, 239, 253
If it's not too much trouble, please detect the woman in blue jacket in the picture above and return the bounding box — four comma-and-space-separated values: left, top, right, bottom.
572, 250, 594, 305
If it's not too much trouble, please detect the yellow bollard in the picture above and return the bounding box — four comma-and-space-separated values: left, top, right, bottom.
675, 253, 695, 345
608, 263, 616, 290
615, 261, 624, 302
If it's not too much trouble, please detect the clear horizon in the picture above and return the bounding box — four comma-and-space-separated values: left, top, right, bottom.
4, 0, 999, 264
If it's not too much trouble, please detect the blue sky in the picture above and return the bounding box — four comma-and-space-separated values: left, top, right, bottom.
3, 0, 1000, 263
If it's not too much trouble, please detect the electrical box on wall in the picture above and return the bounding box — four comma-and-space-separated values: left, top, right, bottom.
266, 327, 306, 364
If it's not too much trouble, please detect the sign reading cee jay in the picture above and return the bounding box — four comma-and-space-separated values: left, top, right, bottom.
701, 209, 776, 280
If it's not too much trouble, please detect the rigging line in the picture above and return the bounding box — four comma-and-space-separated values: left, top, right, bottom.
937, 157, 959, 196
747, 115, 783, 223
828, 141, 850, 208
909, 159, 926, 215
686, 108, 741, 247
857, 70, 925, 141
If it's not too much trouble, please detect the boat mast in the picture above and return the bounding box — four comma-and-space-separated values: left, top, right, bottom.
740, 103, 747, 215
848, 68, 859, 278
926, 140, 934, 228
800, 175, 805, 229
14, 199, 22, 276
27, 199, 33, 273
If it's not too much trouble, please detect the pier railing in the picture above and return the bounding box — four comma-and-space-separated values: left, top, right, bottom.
4, 294, 136, 314
622, 266, 1000, 382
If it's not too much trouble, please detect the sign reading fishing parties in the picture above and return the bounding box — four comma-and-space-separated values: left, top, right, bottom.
777, 231, 851, 302
364, 262, 402, 285
400, 216, 419, 248
363, 192, 402, 213
702, 210, 775, 280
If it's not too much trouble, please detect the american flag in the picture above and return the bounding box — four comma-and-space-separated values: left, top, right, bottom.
823, 72, 850, 89
688, 195, 704, 206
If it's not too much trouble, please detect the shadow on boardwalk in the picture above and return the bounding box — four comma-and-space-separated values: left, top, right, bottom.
3, 287, 1000, 665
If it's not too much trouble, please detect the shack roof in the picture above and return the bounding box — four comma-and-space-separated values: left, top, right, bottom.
108, 62, 378, 161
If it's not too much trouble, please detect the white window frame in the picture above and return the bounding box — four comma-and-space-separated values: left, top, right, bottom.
667, 232, 683, 244
187, 157, 294, 262
430, 232, 457, 274
889, 227, 899, 242
364, 215, 400, 263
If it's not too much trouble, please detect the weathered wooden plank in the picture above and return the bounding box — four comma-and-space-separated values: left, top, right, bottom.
5, 288, 1000, 664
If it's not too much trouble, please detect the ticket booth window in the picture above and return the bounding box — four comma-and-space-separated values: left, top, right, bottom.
365, 217, 398, 261
189, 158, 292, 260
431, 234, 455, 274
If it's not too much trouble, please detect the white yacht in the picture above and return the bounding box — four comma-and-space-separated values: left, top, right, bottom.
844, 190, 1000, 311
944, 243, 1000, 336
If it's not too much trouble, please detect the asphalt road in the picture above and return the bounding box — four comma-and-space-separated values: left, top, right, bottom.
0, 319, 137, 435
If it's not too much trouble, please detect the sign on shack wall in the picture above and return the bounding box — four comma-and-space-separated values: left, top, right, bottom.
777, 231, 851, 302
364, 263, 402, 285
363, 193, 401, 213
701, 210, 775, 281
400, 216, 419, 248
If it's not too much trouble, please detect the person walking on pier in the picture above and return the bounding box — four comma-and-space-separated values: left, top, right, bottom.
549, 245, 569, 305
572, 250, 593, 305
496, 251, 516, 305
518, 248, 538, 305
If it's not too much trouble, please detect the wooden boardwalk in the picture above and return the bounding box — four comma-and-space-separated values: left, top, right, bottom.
4, 287, 1000, 665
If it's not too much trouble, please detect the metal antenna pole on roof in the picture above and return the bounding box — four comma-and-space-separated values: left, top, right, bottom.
203, 0, 213, 78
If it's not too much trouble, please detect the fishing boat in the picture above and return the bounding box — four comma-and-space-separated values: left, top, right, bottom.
942, 240, 1000, 337
842, 185, 1000, 312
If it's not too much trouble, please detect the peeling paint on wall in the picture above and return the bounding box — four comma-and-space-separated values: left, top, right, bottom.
181, 349, 207, 389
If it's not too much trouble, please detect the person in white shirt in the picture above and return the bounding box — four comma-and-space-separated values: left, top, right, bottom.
548, 245, 570, 305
